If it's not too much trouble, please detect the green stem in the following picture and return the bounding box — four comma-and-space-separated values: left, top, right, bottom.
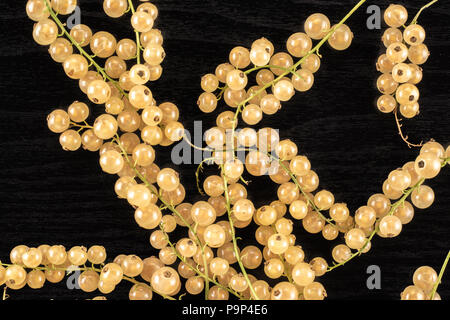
2, 287, 7, 301
113, 136, 209, 298
244, 64, 298, 76
202, 246, 210, 300
430, 250, 450, 300
43, 0, 128, 97
411, 0, 438, 25
215, 86, 226, 100
220, 166, 259, 300
127, 0, 142, 64
70, 122, 93, 130
195, 157, 215, 196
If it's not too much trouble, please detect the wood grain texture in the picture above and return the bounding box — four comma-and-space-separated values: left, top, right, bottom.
0, 0, 448, 300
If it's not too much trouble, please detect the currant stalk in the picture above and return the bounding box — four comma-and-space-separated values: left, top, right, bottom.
394, 107, 423, 148
127, 0, 142, 65
221, 168, 259, 300
411, 0, 438, 25
429, 250, 450, 300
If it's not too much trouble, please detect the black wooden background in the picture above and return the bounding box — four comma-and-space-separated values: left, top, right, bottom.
0, 0, 448, 300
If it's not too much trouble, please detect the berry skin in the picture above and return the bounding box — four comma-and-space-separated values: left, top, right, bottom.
304, 13, 330, 40
328, 24, 353, 51
384, 4, 408, 28
403, 24, 426, 46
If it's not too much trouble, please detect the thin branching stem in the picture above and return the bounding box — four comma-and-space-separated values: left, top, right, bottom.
411, 0, 439, 25
195, 157, 215, 196
220, 165, 259, 300
394, 107, 423, 148
430, 250, 450, 300
127, 0, 142, 65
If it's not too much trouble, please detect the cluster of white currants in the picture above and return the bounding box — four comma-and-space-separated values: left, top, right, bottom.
29, 0, 187, 157
0, 244, 185, 300
197, 12, 354, 125
7, 0, 448, 301
376, 4, 429, 125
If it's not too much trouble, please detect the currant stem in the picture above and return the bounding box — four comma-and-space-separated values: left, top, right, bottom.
70, 122, 93, 130
202, 247, 210, 300
127, 0, 142, 65
430, 250, 450, 300
42, 0, 128, 97
221, 167, 260, 300
195, 157, 215, 196
243, 64, 302, 79
411, 0, 439, 25
216, 86, 226, 100
394, 107, 423, 148
183, 134, 211, 152
2, 287, 8, 301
